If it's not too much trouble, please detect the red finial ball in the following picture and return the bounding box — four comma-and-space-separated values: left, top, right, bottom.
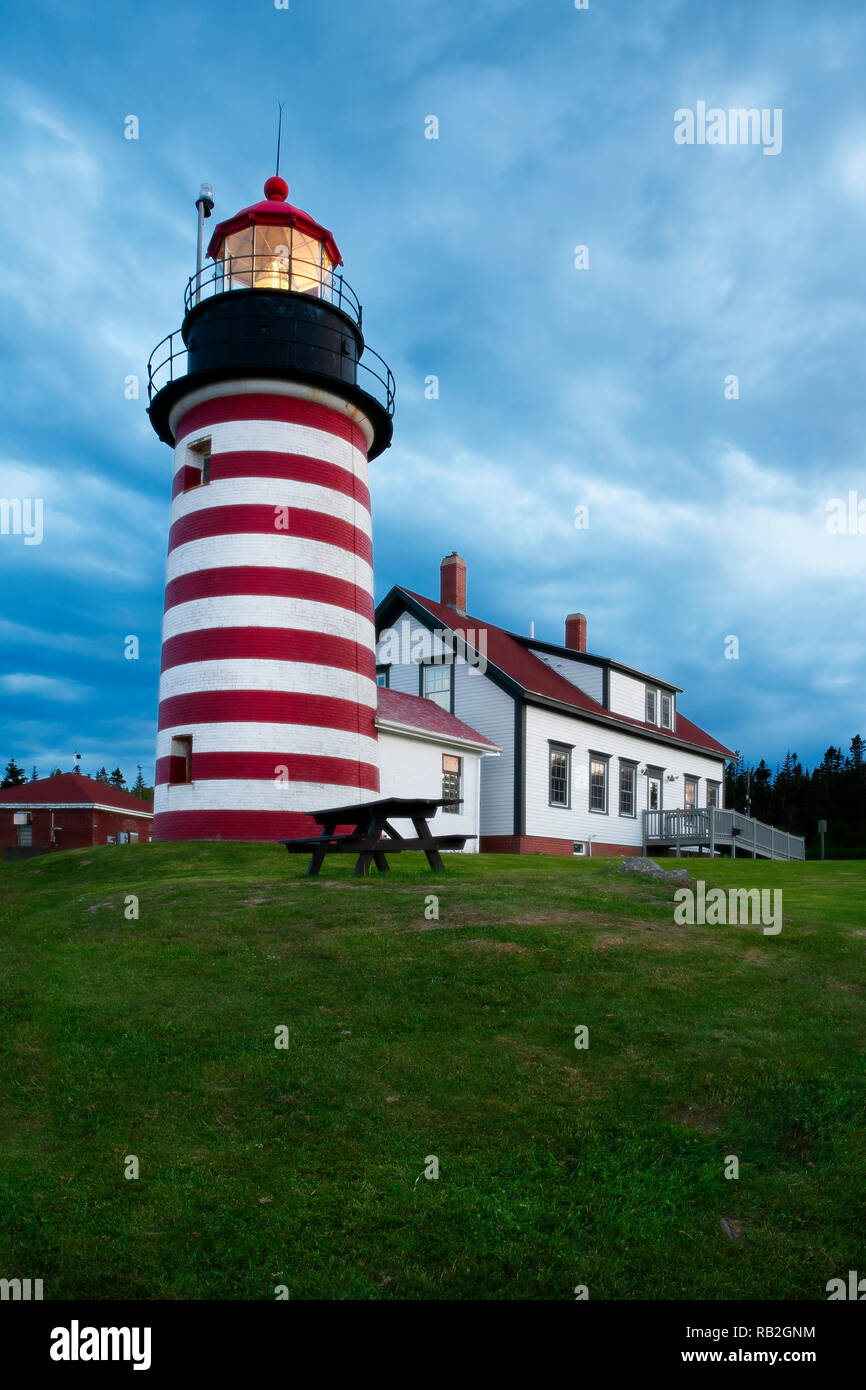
264, 175, 289, 201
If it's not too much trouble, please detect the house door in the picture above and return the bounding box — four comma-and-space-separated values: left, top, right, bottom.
648, 776, 662, 812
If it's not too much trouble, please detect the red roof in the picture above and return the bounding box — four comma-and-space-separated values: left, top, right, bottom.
0, 773, 153, 814
377, 687, 499, 750
398, 589, 734, 760
206, 178, 343, 266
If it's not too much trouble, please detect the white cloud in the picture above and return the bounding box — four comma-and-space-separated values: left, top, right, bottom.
0, 673, 91, 701
0, 456, 166, 586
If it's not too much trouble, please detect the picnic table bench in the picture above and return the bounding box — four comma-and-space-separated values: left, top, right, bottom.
280, 795, 472, 877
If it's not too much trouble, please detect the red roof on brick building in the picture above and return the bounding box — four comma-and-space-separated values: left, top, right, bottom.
0, 773, 153, 814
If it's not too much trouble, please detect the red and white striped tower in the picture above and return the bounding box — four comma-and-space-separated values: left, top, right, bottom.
146, 174, 394, 840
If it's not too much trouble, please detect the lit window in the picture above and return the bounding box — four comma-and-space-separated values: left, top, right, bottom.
253, 225, 291, 291
422, 662, 451, 711
619, 762, 636, 817
222, 227, 255, 287
549, 746, 571, 807
590, 755, 609, 813
684, 776, 698, 810
290, 230, 324, 295
442, 754, 461, 813
646, 689, 656, 724
221, 225, 329, 299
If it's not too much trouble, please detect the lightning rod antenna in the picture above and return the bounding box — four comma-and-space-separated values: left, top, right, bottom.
275, 102, 285, 176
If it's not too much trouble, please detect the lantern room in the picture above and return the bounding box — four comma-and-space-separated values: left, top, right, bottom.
200, 175, 343, 301
147, 172, 394, 459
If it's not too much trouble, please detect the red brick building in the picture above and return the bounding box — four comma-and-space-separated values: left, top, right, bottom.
0, 774, 153, 857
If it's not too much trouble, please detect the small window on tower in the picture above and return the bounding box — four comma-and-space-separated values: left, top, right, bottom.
170, 735, 193, 785
183, 437, 211, 492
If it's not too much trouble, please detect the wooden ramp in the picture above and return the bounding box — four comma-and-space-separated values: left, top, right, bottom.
642, 808, 805, 861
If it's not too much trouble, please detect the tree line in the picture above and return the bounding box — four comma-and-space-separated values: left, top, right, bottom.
725, 736, 866, 855
0, 759, 153, 801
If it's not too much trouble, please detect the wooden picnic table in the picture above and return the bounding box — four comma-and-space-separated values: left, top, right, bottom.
280, 795, 471, 877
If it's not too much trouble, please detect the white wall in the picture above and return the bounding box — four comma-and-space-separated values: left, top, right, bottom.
523, 703, 726, 847
377, 609, 516, 836
376, 728, 484, 850
608, 669, 648, 721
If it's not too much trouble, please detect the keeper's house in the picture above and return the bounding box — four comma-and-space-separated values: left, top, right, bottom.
376, 554, 734, 856
0, 774, 154, 858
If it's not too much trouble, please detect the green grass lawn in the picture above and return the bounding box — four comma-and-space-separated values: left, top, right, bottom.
0, 845, 864, 1300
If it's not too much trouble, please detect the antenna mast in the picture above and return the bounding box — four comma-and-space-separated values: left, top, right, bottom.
275, 102, 285, 175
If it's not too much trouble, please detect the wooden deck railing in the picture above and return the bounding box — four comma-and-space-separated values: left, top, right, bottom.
642, 807, 805, 861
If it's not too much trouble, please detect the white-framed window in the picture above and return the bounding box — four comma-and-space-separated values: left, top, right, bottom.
442, 754, 462, 813
619, 761, 637, 817
684, 776, 698, 811
707, 780, 720, 808
645, 689, 656, 724
549, 744, 571, 807
421, 661, 452, 711
661, 694, 673, 730
589, 754, 609, 813
573, 841, 586, 856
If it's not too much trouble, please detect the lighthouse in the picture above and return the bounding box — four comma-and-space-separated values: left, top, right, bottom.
147, 172, 394, 841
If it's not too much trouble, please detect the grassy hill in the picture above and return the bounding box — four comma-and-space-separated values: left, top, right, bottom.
1, 845, 864, 1300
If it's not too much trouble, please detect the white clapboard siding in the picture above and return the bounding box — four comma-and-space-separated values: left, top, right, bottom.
524, 704, 726, 844
608, 669, 650, 721
376, 608, 516, 837
454, 663, 515, 836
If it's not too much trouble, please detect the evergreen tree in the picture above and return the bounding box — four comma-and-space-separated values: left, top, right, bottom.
130, 765, 153, 801
108, 768, 127, 789
95, 767, 111, 784
49, 767, 63, 777
1, 758, 27, 788
30, 766, 38, 782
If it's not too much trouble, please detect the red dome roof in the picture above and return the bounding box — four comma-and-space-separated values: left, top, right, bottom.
206, 178, 343, 266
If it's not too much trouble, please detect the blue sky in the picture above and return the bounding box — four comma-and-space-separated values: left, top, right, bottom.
1, 0, 865, 783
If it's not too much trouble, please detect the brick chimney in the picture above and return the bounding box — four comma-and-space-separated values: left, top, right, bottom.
565, 612, 587, 652
440, 552, 467, 613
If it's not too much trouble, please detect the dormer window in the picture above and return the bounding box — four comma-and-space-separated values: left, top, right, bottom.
661, 694, 673, 730
646, 689, 656, 724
